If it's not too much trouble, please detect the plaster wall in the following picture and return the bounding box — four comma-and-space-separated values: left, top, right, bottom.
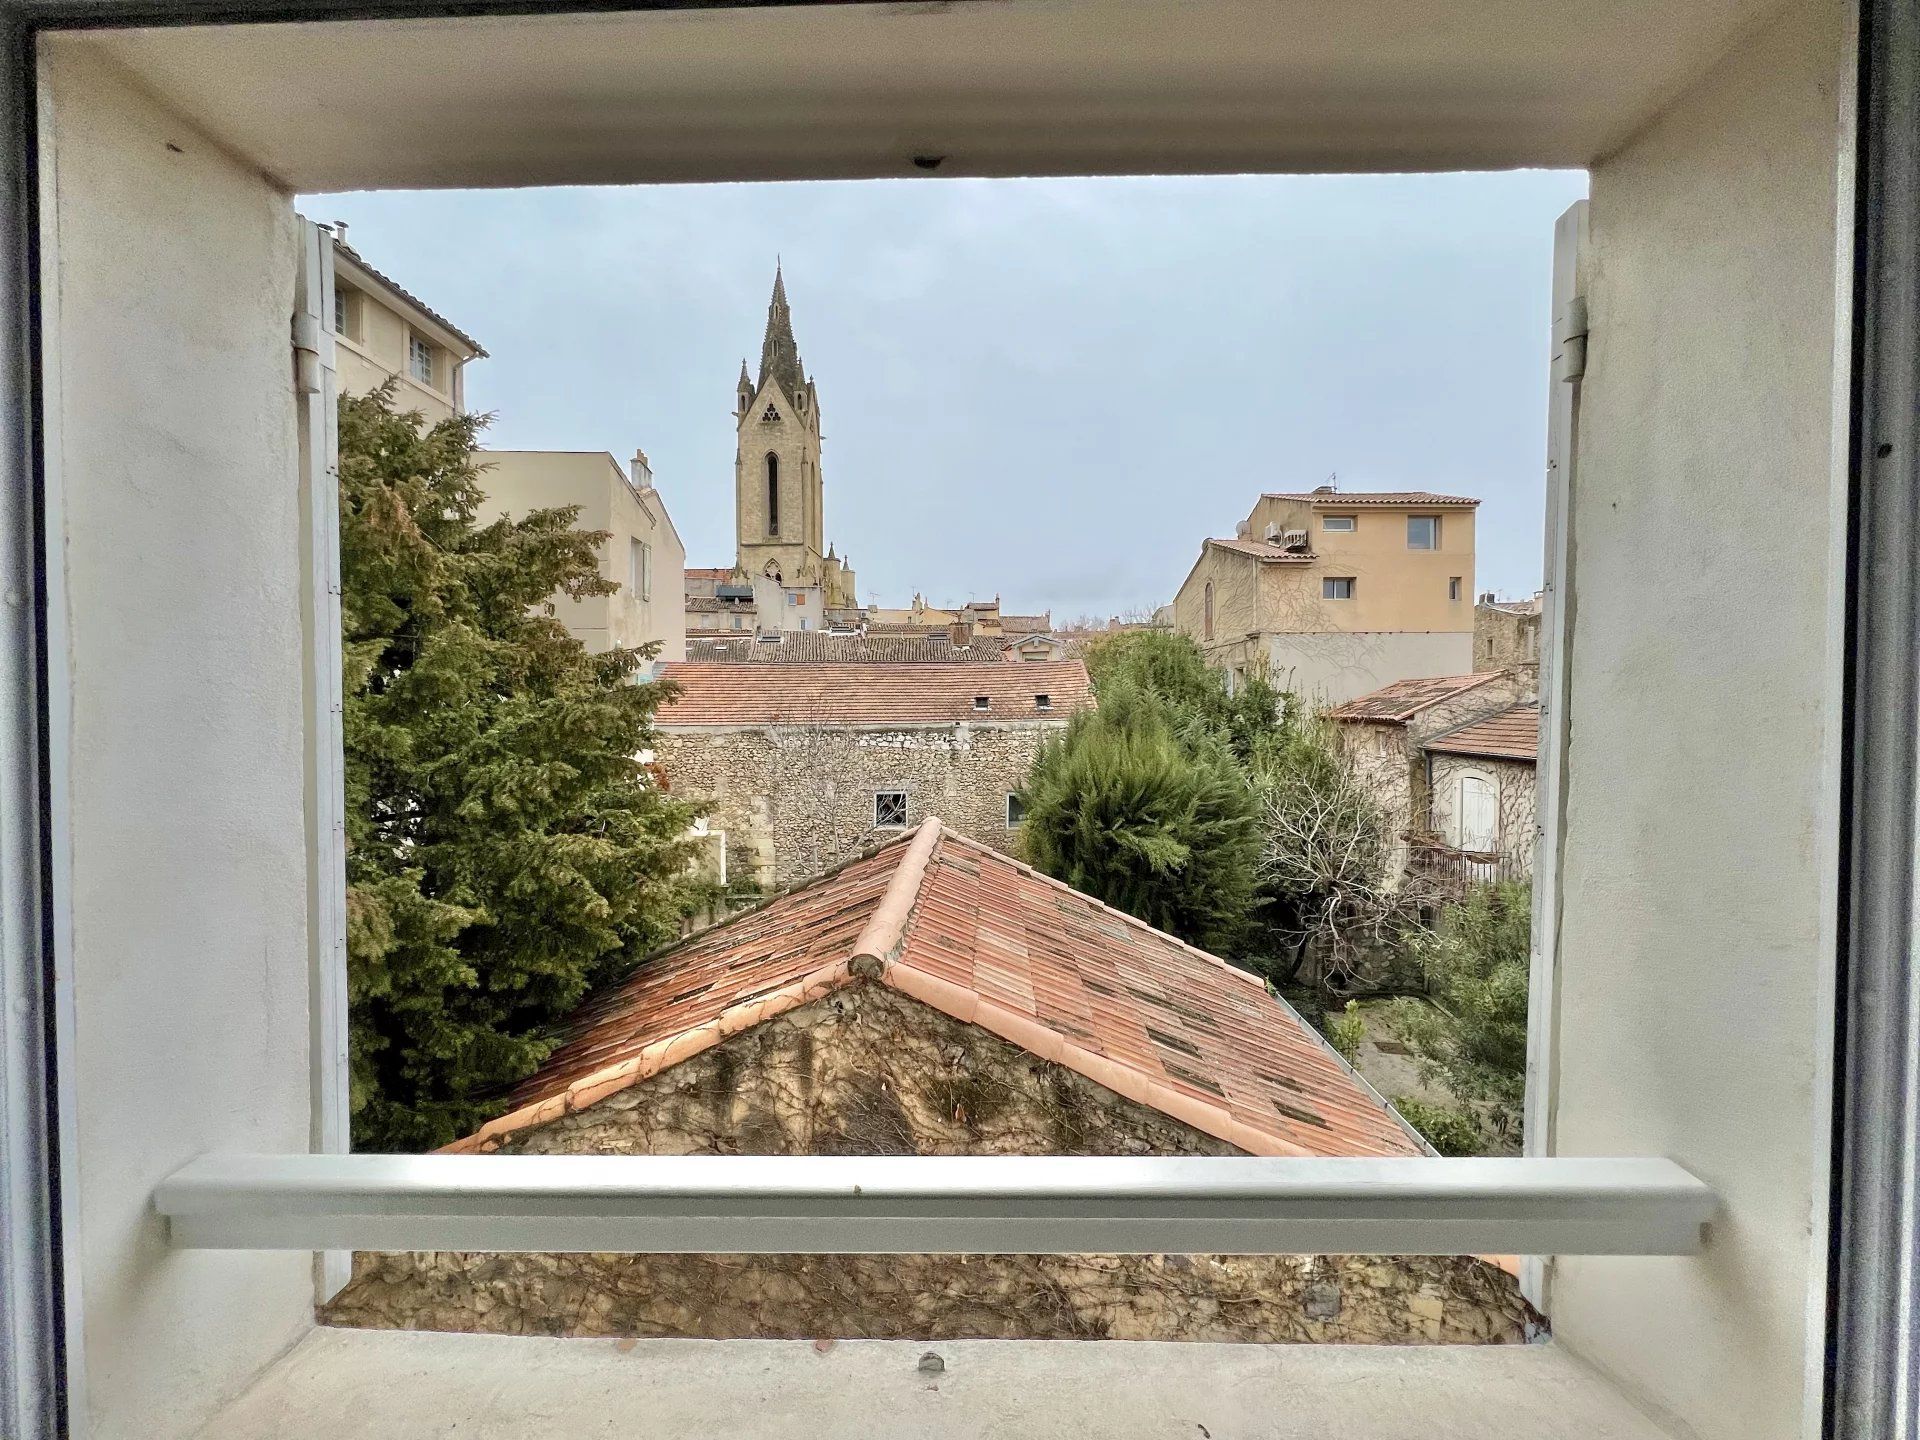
1547, 0, 1851, 1434
478, 450, 688, 662
1269, 631, 1476, 707
40, 46, 314, 1440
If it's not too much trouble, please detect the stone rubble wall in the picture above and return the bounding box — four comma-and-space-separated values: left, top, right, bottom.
656, 722, 1055, 887
324, 986, 1537, 1345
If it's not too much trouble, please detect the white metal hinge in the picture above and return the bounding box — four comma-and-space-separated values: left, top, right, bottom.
1553, 296, 1589, 383
292, 312, 332, 396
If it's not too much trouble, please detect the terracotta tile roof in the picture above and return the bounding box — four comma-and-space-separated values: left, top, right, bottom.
684, 595, 754, 614
1328, 673, 1506, 724
687, 633, 1010, 664
685, 566, 734, 582
1262, 490, 1480, 507
1000, 613, 1052, 633
1205, 537, 1317, 562
448, 821, 1426, 1159
656, 661, 1093, 726
1425, 702, 1540, 763
1478, 597, 1540, 616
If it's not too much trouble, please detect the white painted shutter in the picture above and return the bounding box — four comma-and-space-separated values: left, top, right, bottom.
294, 221, 351, 1301
1460, 775, 1498, 852
1521, 199, 1589, 1313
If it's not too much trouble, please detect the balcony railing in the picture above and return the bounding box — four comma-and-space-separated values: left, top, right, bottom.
155, 1153, 1713, 1257
1408, 835, 1530, 892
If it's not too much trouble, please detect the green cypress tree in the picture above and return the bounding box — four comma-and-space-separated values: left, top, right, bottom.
1018, 682, 1259, 953
339, 385, 699, 1151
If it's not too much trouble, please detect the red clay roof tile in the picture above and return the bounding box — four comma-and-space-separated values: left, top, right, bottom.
449, 820, 1425, 1159
656, 661, 1094, 727
1328, 673, 1506, 724
1425, 702, 1541, 762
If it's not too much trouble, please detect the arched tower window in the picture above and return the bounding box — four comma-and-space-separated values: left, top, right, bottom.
765, 453, 780, 537
1203, 581, 1214, 641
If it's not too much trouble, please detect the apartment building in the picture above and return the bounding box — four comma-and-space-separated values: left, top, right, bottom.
1173, 488, 1478, 704
327, 225, 485, 424
476, 449, 687, 664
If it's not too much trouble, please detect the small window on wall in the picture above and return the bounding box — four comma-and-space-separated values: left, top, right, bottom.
1203, 580, 1215, 641
1322, 515, 1356, 533
629, 539, 652, 601
1323, 577, 1355, 600
874, 791, 909, 829
1408, 515, 1440, 550
333, 288, 358, 340
1449, 576, 1462, 601
407, 334, 436, 386
1006, 793, 1027, 826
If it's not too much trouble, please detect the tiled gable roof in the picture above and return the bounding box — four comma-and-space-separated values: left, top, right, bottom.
684, 566, 735, 582
1426, 702, 1541, 762
656, 660, 1093, 726
1262, 491, 1480, 507
687, 633, 1009, 664
1205, 537, 1317, 562
1328, 673, 1506, 724
448, 821, 1426, 1159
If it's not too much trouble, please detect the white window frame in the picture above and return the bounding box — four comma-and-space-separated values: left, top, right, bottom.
1323, 576, 1355, 600
873, 790, 909, 829
406, 331, 436, 387
1006, 792, 1026, 826
1407, 514, 1440, 550
1321, 514, 1356, 532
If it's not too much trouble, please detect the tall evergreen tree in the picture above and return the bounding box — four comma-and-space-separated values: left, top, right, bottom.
339, 386, 699, 1151
1018, 682, 1259, 953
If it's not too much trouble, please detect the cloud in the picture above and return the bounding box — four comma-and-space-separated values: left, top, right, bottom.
305, 170, 1587, 616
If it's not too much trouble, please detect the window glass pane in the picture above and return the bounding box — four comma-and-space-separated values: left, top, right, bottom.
1408, 515, 1439, 549
1323, 577, 1354, 599
874, 791, 908, 828
1323, 515, 1356, 532
408, 335, 435, 385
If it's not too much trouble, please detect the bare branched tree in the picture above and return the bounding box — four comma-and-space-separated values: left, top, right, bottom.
1254, 728, 1437, 987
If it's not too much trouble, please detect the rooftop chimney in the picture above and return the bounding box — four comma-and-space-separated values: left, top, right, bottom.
332, 220, 348, 247
1313, 483, 1336, 494
631, 449, 653, 488
949, 620, 974, 649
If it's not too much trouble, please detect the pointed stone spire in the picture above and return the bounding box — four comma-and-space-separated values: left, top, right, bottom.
738, 357, 751, 391
757, 262, 806, 401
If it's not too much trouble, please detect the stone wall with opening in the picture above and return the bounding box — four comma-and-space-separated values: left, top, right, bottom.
324, 984, 1535, 1344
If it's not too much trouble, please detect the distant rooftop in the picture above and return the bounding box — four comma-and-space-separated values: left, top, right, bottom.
687, 632, 1009, 664
1328, 672, 1507, 724
1262, 490, 1480, 507
1205, 537, 1317, 562
657, 660, 1093, 725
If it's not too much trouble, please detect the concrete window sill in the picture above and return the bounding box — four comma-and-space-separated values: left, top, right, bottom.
197, 1327, 1682, 1439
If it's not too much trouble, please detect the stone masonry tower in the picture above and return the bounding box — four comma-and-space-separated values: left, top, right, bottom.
734, 265, 851, 604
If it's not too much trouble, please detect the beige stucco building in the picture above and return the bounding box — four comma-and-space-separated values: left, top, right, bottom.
477, 448, 687, 663
327, 226, 484, 425
1173, 489, 1478, 705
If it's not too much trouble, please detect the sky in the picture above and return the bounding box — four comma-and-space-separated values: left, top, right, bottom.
305, 171, 1588, 621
